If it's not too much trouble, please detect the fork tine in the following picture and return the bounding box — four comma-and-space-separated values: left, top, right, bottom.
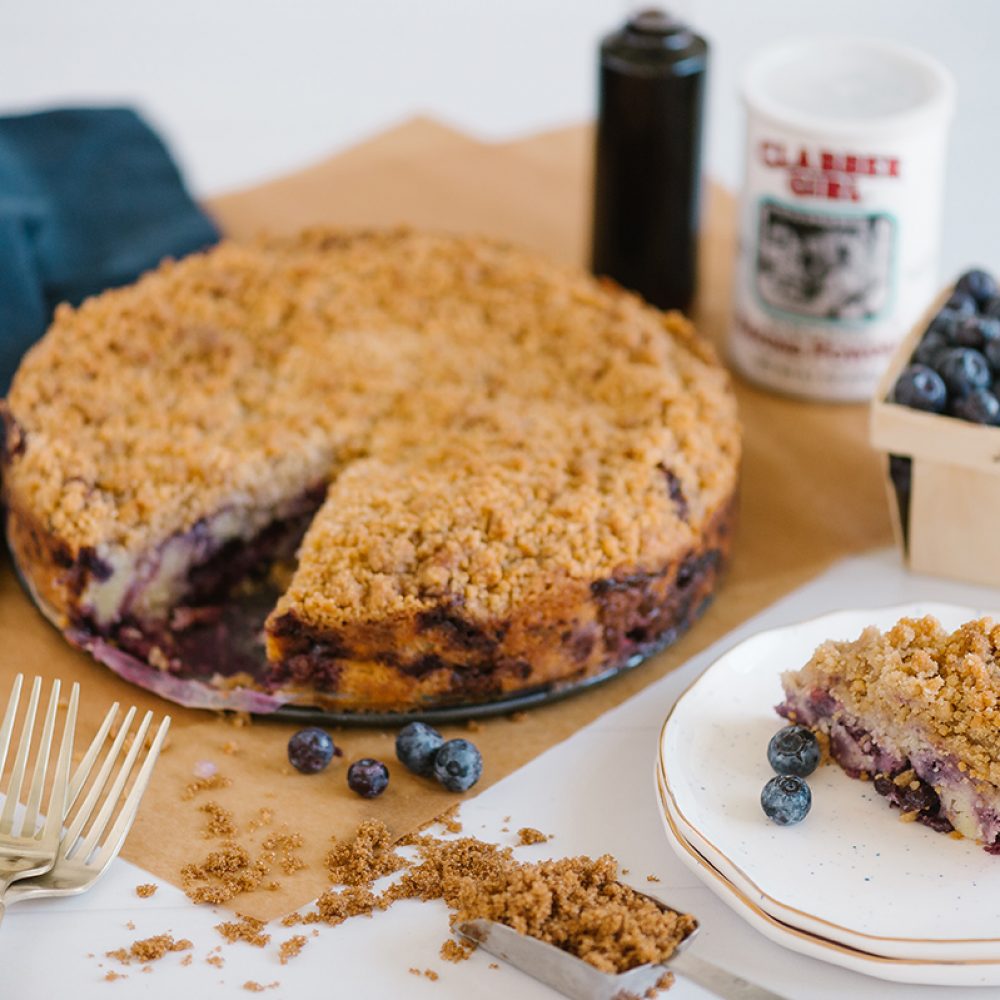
90, 716, 170, 871
0, 674, 24, 780
68, 702, 119, 812
0, 676, 41, 835
41, 682, 78, 843
70, 710, 152, 862
62, 706, 135, 853
21, 679, 60, 836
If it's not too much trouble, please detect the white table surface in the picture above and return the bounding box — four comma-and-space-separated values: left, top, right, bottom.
3, 3, 999, 996
5, 547, 1000, 999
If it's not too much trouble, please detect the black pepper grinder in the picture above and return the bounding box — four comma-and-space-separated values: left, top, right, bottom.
591, 9, 708, 313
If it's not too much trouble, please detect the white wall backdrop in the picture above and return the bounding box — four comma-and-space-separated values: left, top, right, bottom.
1, 0, 987, 276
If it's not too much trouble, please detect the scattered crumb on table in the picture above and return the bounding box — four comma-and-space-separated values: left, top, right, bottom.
135, 883, 158, 898
181, 773, 232, 801
279, 935, 308, 964
215, 914, 270, 947
646, 874, 660, 883
516, 827, 549, 846
440, 938, 475, 963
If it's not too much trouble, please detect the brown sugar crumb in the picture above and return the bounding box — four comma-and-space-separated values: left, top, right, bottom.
280, 912, 302, 927
646, 874, 661, 883
104, 971, 126, 982
261, 830, 306, 875
301, 885, 384, 927
181, 773, 232, 801
509, 712, 528, 723
180, 954, 193, 967
388, 838, 693, 975
199, 801, 237, 839
181, 842, 271, 904
440, 937, 475, 963
408, 967, 421, 976
466, 719, 483, 733
438, 804, 463, 835
141, 966, 153, 974
516, 827, 549, 846
229, 712, 252, 728
107, 934, 193, 965
125, 920, 135, 930
135, 883, 158, 898
222, 741, 241, 755
489, 963, 499, 970
205, 954, 225, 969
325, 819, 404, 886
247, 807, 275, 832
215, 914, 271, 948
424, 969, 439, 981
279, 935, 308, 964
645, 972, 676, 997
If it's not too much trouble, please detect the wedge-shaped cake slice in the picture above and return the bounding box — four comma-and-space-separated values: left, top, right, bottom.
779, 616, 1000, 851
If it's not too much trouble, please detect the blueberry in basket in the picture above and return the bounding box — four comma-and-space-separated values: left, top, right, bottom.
892, 364, 946, 413
892, 269, 1000, 427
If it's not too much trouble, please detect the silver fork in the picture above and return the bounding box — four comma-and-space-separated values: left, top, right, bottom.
0, 702, 170, 920
0, 675, 78, 895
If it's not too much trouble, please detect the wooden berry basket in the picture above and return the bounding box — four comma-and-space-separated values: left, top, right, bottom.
870, 286, 1000, 587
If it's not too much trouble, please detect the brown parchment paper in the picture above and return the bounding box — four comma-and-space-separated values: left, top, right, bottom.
0, 119, 892, 921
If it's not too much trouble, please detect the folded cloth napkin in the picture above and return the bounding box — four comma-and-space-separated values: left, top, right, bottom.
0, 106, 220, 393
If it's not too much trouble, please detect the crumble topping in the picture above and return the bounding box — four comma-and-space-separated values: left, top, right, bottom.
215, 915, 270, 948
134, 883, 158, 898
784, 616, 1000, 785
106, 934, 192, 965
516, 827, 549, 845
5, 228, 738, 634
278, 935, 307, 964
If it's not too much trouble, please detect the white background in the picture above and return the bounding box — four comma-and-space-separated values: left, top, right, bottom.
1, 0, 990, 277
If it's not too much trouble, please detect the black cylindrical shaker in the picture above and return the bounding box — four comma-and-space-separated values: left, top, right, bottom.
591, 9, 708, 313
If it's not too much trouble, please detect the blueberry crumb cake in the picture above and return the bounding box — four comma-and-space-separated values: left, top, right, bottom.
1, 228, 739, 713
779, 616, 1000, 852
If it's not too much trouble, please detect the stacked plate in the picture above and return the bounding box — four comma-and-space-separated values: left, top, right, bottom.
655, 603, 1000, 987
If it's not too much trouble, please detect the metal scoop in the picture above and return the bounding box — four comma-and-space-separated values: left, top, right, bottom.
457, 889, 787, 1000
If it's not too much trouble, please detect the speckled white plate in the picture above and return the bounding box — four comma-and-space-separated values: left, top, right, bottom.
654, 766, 1000, 987
658, 603, 1000, 965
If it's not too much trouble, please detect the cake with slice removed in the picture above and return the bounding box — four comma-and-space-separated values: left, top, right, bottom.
779, 615, 1000, 851
2, 228, 740, 713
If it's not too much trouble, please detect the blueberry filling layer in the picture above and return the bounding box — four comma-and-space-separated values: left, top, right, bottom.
779, 688, 1000, 852
70, 493, 324, 687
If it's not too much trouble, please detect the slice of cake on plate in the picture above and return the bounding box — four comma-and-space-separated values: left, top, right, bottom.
779, 615, 1000, 851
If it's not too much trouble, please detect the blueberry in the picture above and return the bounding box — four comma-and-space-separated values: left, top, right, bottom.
891, 364, 947, 413
944, 290, 978, 317
912, 329, 949, 367
432, 739, 483, 792
956, 268, 998, 306
927, 308, 962, 343
985, 339, 1000, 373
287, 727, 340, 774
950, 388, 1000, 425
395, 721, 444, 777
767, 725, 821, 777
347, 758, 390, 798
935, 348, 991, 397
953, 315, 1000, 349
761, 775, 812, 826
983, 296, 1000, 321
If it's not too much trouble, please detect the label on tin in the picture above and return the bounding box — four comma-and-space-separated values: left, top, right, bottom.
731, 127, 947, 401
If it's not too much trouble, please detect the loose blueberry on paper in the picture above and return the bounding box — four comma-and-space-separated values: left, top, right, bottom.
433, 739, 483, 792
761, 775, 812, 826
347, 758, 390, 798
395, 721, 445, 777
287, 727, 341, 774
893, 269, 1000, 426
767, 725, 820, 777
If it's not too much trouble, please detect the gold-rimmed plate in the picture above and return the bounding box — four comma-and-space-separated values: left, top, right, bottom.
654, 765, 1000, 987
657, 603, 1000, 964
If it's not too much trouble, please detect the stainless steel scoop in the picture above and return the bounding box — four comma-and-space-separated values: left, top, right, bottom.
457, 890, 787, 1000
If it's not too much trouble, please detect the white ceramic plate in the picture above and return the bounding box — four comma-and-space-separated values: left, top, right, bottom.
658, 603, 1000, 964
654, 766, 1000, 987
